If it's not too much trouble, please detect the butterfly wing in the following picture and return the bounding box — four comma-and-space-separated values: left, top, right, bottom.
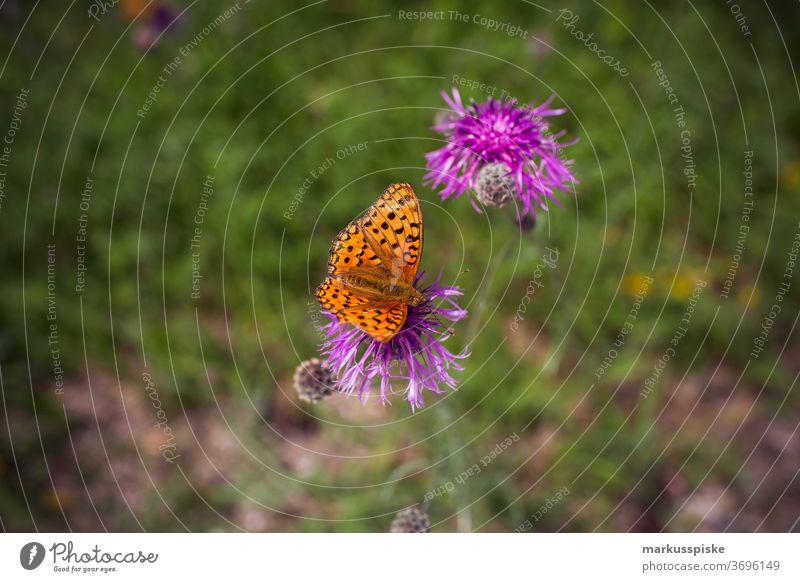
316, 276, 408, 342
316, 275, 371, 315
326, 220, 386, 275
359, 183, 423, 285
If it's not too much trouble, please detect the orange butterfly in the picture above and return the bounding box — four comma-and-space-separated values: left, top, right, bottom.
316, 183, 424, 343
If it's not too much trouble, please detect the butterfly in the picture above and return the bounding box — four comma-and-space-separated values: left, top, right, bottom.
316, 183, 424, 343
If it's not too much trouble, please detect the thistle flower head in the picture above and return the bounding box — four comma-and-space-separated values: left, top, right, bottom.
390, 507, 431, 533
425, 88, 577, 217
152, 4, 180, 30
293, 358, 337, 403
125, 1, 183, 49
474, 162, 517, 208
319, 274, 467, 411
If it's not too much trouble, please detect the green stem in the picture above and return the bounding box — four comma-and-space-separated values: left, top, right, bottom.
432, 236, 515, 532
464, 237, 515, 350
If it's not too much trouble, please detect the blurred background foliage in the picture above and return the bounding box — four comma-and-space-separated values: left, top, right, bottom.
1, 0, 799, 532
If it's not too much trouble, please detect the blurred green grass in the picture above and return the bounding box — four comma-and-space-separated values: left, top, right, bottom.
1, 0, 799, 532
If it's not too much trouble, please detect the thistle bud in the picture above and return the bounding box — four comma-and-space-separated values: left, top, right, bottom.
474, 163, 517, 208
293, 358, 336, 403
390, 506, 430, 533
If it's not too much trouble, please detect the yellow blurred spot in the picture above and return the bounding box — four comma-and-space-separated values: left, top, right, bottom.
737, 283, 761, 308
624, 273, 653, 297
782, 160, 800, 189
656, 267, 705, 301
668, 273, 694, 300
120, 0, 153, 20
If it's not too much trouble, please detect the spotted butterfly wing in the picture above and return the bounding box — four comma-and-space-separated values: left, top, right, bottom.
357, 183, 423, 284
316, 274, 408, 342
316, 183, 423, 343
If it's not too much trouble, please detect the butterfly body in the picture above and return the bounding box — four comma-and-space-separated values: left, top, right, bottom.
316, 183, 424, 343
337, 271, 425, 307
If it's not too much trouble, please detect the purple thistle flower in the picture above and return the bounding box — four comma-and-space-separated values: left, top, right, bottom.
128, 2, 184, 51
150, 4, 182, 34
425, 87, 577, 217
319, 274, 467, 411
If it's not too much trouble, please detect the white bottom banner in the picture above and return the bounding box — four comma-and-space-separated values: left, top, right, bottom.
0, 533, 797, 580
